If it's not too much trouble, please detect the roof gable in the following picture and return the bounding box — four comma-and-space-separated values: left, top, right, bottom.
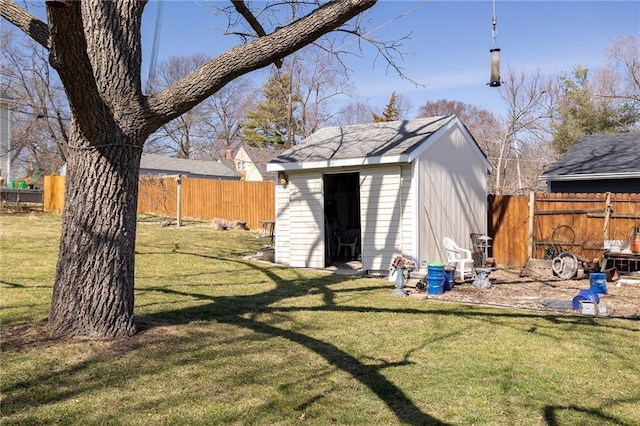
267, 115, 487, 171
541, 133, 640, 180
235, 145, 286, 180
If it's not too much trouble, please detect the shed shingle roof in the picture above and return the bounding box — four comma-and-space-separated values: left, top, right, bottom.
267, 115, 458, 170
540, 133, 640, 180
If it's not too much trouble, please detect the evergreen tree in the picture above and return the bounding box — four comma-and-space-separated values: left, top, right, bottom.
241, 71, 301, 147
372, 91, 400, 122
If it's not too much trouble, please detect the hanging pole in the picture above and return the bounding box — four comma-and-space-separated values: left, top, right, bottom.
488, 0, 501, 87
146, 0, 164, 94
492, 0, 498, 44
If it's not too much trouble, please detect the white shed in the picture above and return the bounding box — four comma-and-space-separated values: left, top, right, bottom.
266, 115, 491, 274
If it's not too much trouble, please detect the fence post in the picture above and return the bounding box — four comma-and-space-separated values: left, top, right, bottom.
603, 192, 612, 241
176, 175, 182, 228
527, 191, 535, 260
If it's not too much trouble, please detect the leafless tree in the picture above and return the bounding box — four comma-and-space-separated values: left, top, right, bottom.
1, 27, 69, 178
1, 0, 380, 338
145, 53, 211, 158
282, 45, 355, 138
593, 34, 640, 131
200, 76, 256, 160
332, 100, 375, 126
497, 68, 557, 194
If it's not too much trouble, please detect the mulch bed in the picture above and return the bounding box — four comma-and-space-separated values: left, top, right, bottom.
406, 267, 640, 320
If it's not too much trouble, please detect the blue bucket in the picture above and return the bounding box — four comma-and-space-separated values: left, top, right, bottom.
427, 263, 445, 295
589, 272, 607, 294
572, 289, 600, 310
443, 268, 454, 291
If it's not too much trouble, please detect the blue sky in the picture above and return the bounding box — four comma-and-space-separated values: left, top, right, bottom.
19, 1, 639, 117
140, 1, 639, 118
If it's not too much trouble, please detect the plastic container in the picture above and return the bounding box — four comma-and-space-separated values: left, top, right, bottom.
8, 181, 15, 189
427, 262, 445, 295
631, 226, 640, 254
443, 268, 454, 291
579, 300, 598, 315
17, 181, 26, 189
589, 272, 607, 294
572, 289, 600, 310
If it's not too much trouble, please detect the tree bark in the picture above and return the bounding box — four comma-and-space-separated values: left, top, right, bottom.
1, 0, 378, 338
49, 129, 142, 337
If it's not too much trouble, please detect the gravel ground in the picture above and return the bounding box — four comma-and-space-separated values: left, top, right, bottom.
405, 267, 640, 320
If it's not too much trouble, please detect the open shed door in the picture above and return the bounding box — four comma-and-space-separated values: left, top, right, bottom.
360, 166, 402, 273
289, 171, 325, 268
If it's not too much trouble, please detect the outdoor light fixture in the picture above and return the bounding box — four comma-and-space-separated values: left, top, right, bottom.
278, 171, 288, 187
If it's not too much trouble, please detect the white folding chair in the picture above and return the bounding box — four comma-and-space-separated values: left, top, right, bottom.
336, 228, 360, 260
443, 237, 475, 281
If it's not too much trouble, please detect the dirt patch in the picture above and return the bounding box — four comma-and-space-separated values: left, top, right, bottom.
408, 268, 640, 320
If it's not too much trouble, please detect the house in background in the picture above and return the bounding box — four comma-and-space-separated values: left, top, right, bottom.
223, 145, 284, 182
140, 153, 241, 180
540, 133, 640, 193
266, 115, 492, 274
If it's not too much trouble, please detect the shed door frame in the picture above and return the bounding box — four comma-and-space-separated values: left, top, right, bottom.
323, 171, 361, 265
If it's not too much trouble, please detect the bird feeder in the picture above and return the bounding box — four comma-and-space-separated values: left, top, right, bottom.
489, 48, 501, 87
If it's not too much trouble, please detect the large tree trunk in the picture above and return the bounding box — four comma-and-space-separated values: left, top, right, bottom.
49, 128, 142, 338
2, 0, 378, 339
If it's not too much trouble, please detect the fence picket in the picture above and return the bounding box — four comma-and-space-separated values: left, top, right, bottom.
42, 177, 640, 267
44, 175, 275, 231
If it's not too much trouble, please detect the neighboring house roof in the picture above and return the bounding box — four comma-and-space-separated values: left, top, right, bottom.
140, 153, 241, 179
217, 156, 236, 172
267, 115, 490, 171
540, 133, 640, 181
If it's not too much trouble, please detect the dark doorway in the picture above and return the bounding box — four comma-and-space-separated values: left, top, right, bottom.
324, 173, 361, 265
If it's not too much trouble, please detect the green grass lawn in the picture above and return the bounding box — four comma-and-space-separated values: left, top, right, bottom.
1, 212, 639, 425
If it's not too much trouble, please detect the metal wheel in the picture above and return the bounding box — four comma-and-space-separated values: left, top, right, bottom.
552, 251, 578, 280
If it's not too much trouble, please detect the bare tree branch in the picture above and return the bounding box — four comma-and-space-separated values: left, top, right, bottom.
145, 0, 377, 134
0, 0, 50, 49
231, 0, 283, 68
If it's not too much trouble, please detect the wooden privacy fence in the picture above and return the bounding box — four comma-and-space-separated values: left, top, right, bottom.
44, 176, 639, 267
44, 175, 275, 230
489, 192, 640, 268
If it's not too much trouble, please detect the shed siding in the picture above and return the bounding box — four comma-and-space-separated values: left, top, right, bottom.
360, 166, 402, 272
417, 126, 488, 264
289, 171, 324, 268
400, 164, 415, 262
274, 182, 290, 264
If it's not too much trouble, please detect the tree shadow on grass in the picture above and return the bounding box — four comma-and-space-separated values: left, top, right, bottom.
544, 400, 640, 426
136, 254, 452, 425
3, 252, 637, 425
136, 253, 639, 425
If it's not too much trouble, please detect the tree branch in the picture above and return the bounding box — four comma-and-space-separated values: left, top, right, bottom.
231, 0, 283, 68
0, 0, 50, 49
145, 0, 377, 133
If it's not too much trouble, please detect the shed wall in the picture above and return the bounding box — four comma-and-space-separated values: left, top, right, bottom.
274, 181, 290, 264
400, 164, 415, 262
360, 165, 404, 272
417, 126, 488, 263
